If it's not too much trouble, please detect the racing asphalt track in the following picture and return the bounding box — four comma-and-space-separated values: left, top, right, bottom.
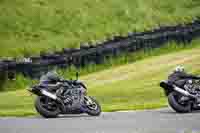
0, 108, 200, 133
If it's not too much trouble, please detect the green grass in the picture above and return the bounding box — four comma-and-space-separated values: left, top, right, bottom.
1, 44, 200, 116
0, 90, 36, 116
0, 0, 200, 57
0, 75, 37, 92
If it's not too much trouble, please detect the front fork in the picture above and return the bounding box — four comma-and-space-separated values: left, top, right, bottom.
81, 96, 97, 111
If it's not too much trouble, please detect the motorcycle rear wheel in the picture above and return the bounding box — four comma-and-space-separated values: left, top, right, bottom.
35, 96, 60, 118
168, 91, 191, 113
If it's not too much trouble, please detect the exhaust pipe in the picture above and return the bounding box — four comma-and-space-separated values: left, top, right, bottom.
40, 89, 66, 112
41, 90, 57, 100
173, 85, 196, 99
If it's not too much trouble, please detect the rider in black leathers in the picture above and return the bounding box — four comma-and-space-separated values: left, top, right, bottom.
168, 66, 200, 87
39, 70, 72, 104
40, 70, 60, 84
39, 70, 62, 91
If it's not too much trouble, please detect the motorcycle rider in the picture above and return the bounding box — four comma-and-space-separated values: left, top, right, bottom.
40, 70, 61, 88
168, 66, 200, 88
40, 70, 72, 104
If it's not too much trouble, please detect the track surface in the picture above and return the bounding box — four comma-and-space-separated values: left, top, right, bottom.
0, 108, 200, 133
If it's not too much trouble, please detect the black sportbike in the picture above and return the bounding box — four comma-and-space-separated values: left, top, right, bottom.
28, 73, 101, 118
160, 79, 200, 113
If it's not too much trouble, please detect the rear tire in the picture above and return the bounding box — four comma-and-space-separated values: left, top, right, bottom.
168, 91, 191, 113
35, 96, 60, 118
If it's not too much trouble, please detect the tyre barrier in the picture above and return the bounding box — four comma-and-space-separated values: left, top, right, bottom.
0, 18, 199, 80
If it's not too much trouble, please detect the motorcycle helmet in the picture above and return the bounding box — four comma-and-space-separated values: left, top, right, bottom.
46, 70, 60, 81
40, 69, 60, 84
174, 66, 185, 72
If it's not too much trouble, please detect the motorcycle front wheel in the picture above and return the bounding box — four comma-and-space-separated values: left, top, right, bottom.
84, 96, 101, 116
168, 91, 191, 113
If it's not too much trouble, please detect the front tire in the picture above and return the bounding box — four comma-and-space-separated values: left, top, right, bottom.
35, 96, 60, 118
168, 91, 191, 113
84, 96, 101, 116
